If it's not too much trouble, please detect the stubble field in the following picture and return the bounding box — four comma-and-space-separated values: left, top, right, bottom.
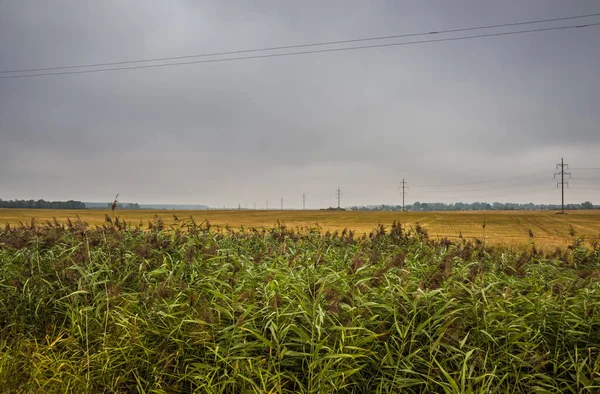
1, 208, 599, 249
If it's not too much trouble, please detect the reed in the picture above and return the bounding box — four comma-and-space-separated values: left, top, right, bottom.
0, 219, 599, 392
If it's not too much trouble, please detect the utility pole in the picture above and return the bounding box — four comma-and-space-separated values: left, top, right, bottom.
399, 179, 408, 211
336, 188, 342, 209
302, 193, 306, 210
281, 197, 283, 211
554, 158, 571, 214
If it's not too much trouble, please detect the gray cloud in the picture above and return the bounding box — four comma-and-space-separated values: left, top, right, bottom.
1, 0, 599, 207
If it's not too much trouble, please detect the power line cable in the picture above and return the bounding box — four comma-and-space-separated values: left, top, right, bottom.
422, 188, 557, 200
326, 183, 594, 204
428, 180, 551, 193
2, 12, 599, 75
414, 170, 549, 187
2, 22, 599, 79
349, 185, 556, 201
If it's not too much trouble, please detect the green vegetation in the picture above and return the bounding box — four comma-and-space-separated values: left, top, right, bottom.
0, 199, 85, 209
351, 201, 599, 211
1, 218, 599, 392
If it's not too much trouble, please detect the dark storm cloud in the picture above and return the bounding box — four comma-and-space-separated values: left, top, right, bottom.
1, 0, 599, 207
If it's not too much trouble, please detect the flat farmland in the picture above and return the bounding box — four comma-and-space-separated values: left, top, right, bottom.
1, 208, 599, 248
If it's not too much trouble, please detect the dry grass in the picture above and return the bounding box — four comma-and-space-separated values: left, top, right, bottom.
1, 208, 599, 249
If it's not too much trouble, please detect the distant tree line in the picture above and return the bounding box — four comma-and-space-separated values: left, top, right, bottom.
349, 201, 598, 211
0, 199, 86, 209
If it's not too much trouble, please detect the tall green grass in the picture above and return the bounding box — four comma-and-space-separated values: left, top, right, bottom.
0, 218, 599, 393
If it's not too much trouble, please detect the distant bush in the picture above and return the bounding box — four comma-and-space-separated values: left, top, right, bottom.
0, 199, 85, 209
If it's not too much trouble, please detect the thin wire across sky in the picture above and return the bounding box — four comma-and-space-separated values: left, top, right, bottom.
1, 13, 599, 79
345, 167, 599, 203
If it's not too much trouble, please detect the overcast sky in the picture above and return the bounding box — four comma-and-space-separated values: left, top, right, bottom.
1, 1, 599, 208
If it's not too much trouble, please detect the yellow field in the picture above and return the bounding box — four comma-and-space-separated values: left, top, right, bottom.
2, 208, 599, 249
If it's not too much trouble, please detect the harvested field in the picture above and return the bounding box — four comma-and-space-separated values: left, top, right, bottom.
1, 208, 600, 249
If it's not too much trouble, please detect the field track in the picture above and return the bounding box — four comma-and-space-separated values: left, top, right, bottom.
2, 208, 599, 249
